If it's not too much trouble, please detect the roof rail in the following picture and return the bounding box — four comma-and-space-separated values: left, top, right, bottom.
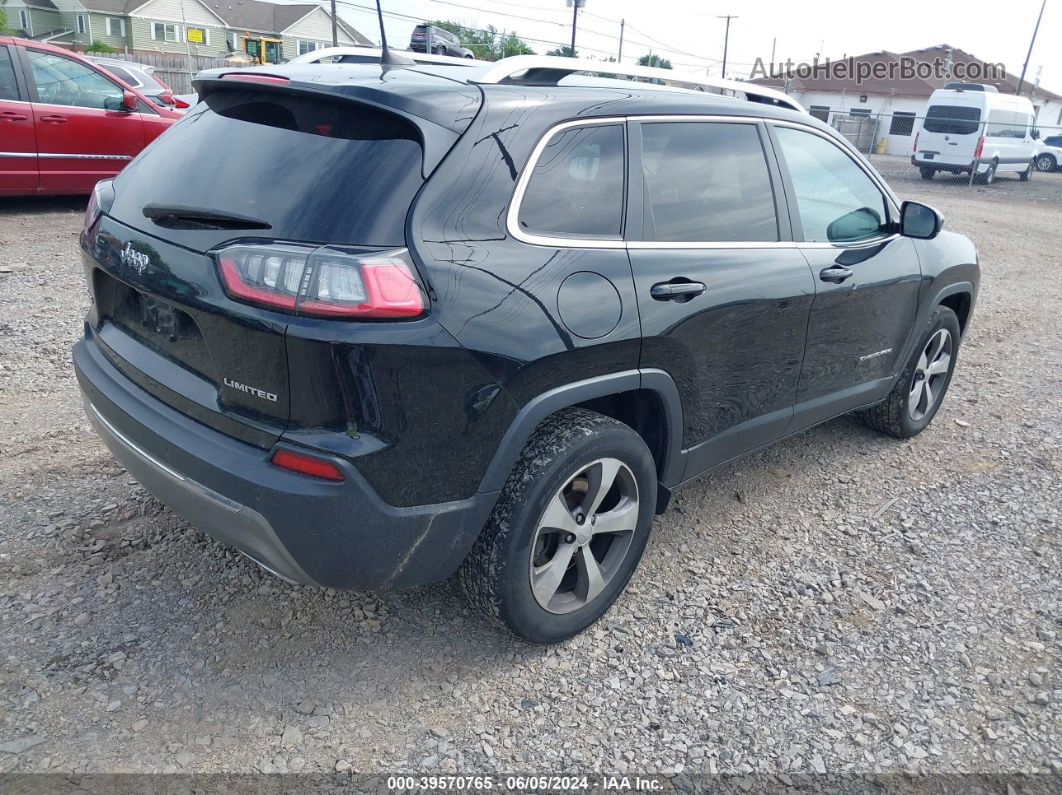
287, 46, 486, 67
470, 55, 805, 113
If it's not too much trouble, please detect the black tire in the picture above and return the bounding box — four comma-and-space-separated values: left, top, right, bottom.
919, 166, 935, 181
1035, 153, 1056, 172
858, 305, 962, 438
1019, 161, 1034, 182
975, 161, 997, 185
460, 408, 656, 643
463, 53, 474, 59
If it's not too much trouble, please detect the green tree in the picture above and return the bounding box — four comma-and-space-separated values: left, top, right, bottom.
0, 9, 9, 33
546, 46, 575, 57
637, 54, 672, 69
426, 20, 533, 61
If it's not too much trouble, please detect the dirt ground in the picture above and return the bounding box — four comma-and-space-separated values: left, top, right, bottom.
0, 155, 1059, 779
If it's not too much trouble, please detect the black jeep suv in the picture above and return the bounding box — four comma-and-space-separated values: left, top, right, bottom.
74, 57, 979, 642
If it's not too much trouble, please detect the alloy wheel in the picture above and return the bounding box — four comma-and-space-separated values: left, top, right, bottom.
529, 458, 639, 614
908, 328, 952, 421
1036, 154, 1055, 172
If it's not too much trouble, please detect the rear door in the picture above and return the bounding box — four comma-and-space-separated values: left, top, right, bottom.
769, 123, 921, 428
0, 43, 37, 193
628, 118, 815, 480
21, 46, 145, 193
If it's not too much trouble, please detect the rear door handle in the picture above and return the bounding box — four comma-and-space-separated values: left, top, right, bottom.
819, 266, 853, 284
1, 111, 29, 121
40, 114, 67, 124
650, 280, 707, 301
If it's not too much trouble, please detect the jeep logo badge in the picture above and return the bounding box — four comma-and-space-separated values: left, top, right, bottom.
120, 242, 150, 275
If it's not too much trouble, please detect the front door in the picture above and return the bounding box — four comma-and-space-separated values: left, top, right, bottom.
22, 47, 145, 193
768, 124, 921, 430
0, 44, 37, 193
629, 119, 816, 481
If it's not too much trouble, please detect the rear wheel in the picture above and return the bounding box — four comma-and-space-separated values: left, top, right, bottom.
858, 305, 961, 438
1019, 161, 1034, 182
975, 161, 997, 185
1035, 153, 1056, 172
919, 166, 935, 181
460, 409, 656, 643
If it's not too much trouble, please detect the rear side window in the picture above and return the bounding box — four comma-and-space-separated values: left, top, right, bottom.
518, 124, 625, 238
923, 104, 981, 135
639, 121, 778, 243
110, 90, 424, 247
0, 48, 19, 101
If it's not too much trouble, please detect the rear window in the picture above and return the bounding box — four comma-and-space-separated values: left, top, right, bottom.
923, 105, 981, 135
109, 90, 424, 247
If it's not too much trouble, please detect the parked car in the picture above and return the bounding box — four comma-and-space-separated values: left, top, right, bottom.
409, 24, 475, 58
74, 55, 978, 642
1034, 134, 1062, 172
86, 56, 189, 110
912, 83, 1038, 183
0, 36, 183, 196
287, 45, 483, 67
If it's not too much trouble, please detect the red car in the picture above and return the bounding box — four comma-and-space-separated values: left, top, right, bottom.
0, 36, 182, 196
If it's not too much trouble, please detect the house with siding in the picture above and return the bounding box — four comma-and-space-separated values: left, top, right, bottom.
9, 0, 370, 62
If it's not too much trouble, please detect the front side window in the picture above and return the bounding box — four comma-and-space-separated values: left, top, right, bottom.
639, 121, 778, 243
774, 126, 888, 244
27, 50, 122, 110
518, 123, 624, 239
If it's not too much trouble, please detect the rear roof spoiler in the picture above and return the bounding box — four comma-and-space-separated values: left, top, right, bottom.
470, 55, 805, 113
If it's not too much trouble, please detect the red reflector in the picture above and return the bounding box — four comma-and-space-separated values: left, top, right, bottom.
912, 132, 919, 153
271, 449, 344, 481
974, 136, 985, 159
221, 73, 290, 85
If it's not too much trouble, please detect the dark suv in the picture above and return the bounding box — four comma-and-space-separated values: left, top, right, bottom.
409, 24, 474, 58
74, 57, 979, 643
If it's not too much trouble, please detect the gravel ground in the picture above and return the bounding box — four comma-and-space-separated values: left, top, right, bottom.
0, 155, 1059, 779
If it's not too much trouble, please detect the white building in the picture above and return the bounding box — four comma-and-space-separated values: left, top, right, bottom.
752, 44, 1062, 156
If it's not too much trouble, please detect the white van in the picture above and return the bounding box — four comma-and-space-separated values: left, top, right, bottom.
912, 83, 1038, 183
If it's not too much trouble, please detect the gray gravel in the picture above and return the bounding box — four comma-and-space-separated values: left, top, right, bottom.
0, 157, 1060, 777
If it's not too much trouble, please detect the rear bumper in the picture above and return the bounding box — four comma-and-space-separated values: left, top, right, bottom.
912, 154, 978, 172
74, 328, 497, 590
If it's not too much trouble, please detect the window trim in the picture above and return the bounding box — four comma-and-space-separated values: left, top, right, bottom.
19, 9, 31, 31
507, 116, 629, 249
106, 17, 125, 37
507, 114, 900, 251
76, 14, 88, 35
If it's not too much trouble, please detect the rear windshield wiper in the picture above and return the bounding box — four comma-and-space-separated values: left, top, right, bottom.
142, 204, 272, 231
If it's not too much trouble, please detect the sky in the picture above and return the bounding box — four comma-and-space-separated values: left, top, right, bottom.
328, 0, 1060, 94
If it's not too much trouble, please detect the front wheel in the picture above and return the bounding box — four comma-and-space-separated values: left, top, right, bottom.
460, 409, 656, 643
858, 305, 962, 438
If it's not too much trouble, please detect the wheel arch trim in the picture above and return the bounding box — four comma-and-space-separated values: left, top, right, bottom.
477, 369, 685, 493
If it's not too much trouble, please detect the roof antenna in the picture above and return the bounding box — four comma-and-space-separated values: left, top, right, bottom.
375, 0, 414, 67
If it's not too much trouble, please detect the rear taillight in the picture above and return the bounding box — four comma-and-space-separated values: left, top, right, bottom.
912, 132, 919, 153
83, 179, 111, 236
215, 244, 425, 319
271, 449, 344, 481
174, 97, 191, 108
974, 136, 985, 159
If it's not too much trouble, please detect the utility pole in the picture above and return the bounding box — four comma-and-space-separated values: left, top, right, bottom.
617, 18, 625, 62
718, 15, 737, 79
1018, 0, 1046, 96
770, 37, 776, 68
568, 0, 581, 57
330, 0, 338, 47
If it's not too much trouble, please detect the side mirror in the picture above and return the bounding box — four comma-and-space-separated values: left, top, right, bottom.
899, 200, 943, 240
826, 207, 883, 243
122, 90, 138, 111
1032, 128, 1041, 140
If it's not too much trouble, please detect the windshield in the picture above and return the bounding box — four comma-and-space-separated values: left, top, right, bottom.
110, 89, 425, 248
923, 104, 981, 135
